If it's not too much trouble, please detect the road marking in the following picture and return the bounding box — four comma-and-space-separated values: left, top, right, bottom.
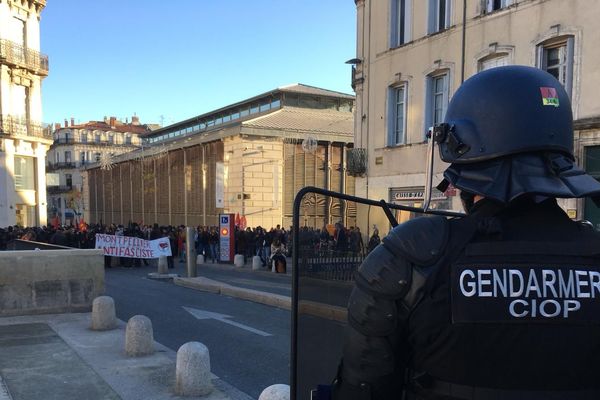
183, 306, 273, 337
0, 376, 13, 400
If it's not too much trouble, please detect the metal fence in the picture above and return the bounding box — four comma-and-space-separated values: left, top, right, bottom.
299, 247, 364, 282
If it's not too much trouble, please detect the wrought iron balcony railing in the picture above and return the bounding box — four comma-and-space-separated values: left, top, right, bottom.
0, 115, 51, 140
47, 185, 74, 194
46, 162, 77, 171
0, 39, 49, 76
52, 138, 138, 147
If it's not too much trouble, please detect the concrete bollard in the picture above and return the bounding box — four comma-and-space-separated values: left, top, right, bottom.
125, 315, 154, 357
91, 296, 117, 331
234, 254, 245, 267
175, 342, 213, 396
259, 384, 290, 400
158, 255, 168, 274
252, 256, 262, 271
196, 254, 205, 265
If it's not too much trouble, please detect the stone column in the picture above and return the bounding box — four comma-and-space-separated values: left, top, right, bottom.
35, 143, 48, 226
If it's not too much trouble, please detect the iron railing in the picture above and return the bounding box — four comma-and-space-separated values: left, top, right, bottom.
52, 139, 138, 147
0, 115, 50, 139
46, 162, 77, 170
0, 39, 49, 75
47, 185, 74, 194
53, 138, 75, 145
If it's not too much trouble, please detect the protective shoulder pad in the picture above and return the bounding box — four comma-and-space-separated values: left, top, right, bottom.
382, 215, 449, 266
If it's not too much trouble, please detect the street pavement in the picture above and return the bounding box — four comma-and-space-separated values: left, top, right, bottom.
105, 261, 291, 399
0, 256, 354, 400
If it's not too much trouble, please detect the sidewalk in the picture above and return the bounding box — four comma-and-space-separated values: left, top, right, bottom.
0, 313, 252, 400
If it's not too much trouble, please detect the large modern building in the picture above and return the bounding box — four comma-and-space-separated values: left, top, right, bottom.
84, 84, 356, 229
46, 116, 152, 225
0, 0, 50, 227
352, 0, 600, 233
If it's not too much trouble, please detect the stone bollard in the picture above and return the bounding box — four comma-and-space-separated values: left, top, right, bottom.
91, 296, 117, 331
125, 315, 154, 357
252, 256, 262, 271
234, 254, 245, 267
259, 384, 290, 400
175, 342, 212, 396
158, 255, 168, 274
196, 254, 205, 265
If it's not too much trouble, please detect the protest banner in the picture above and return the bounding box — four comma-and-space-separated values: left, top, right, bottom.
95, 234, 172, 259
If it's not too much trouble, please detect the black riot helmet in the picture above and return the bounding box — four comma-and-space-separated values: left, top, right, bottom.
436, 65, 600, 203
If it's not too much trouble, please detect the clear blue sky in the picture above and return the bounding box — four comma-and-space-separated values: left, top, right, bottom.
40, 0, 357, 127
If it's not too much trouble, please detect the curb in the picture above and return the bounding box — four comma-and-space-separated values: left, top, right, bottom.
174, 277, 291, 310
174, 277, 348, 322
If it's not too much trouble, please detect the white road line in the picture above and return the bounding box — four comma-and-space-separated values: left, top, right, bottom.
183, 306, 273, 337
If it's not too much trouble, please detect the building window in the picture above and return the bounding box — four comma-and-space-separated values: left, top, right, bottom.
14, 156, 35, 191
538, 36, 574, 98
64, 151, 72, 164
388, 85, 407, 145
80, 152, 86, 165
95, 133, 101, 143
95, 153, 101, 162
125, 135, 132, 145
81, 132, 88, 143
108, 134, 114, 144
426, 73, 450, 136
391, 0, 411, 47
65, 174, 73, 189
485, 0, 513, 13
429, 0, 451, 34
478, 53, 509, 71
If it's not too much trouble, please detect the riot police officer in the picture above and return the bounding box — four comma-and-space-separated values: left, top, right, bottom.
332, 66, 600, 400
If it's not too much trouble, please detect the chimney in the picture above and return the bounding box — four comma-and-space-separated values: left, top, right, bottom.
109, 116, 116, 128
70, 117, 75, 126
54, 123, 61, 131
104, 116, 108, 123
132, 115, 140, 125
64, 119, 68, 128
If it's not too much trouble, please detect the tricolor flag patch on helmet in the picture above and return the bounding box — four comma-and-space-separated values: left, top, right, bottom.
540, 87, 559, 107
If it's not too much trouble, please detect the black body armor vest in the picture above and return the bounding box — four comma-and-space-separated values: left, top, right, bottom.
335, 197, 600, 400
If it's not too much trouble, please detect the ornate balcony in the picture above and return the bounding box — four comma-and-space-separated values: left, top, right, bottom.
0, 114, 52, 140
0, 39, 49, 76
46, 162, 77, 171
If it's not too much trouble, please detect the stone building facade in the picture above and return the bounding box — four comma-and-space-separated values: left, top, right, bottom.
0, 0, 50, 227
84, 84, 355, 229
46, 116, 152, 225
352, 0, 600, 233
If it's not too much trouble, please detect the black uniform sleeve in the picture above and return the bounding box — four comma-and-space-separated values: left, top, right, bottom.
332, 216, 449, 400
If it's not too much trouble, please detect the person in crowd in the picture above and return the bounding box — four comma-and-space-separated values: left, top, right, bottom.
366, 227, 380, 254
270, 237, 287, 273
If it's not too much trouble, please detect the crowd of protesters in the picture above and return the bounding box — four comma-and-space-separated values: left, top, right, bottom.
0, 221, 382, 272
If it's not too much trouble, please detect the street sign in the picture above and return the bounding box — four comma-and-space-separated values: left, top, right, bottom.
219, 213, 235, 263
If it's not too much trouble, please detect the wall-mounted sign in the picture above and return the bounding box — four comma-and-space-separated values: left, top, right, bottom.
389, 186, 447, 202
